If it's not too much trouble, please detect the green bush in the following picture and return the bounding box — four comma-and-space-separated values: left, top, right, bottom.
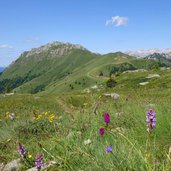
106, 78, 117, 88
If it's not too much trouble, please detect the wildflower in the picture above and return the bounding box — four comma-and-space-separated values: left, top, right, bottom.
35, 153, 43, 170
84, 139, 91, 145
99, 127, 105, 136
17, 143, 26, 159
5, 112, 10, 119
48, 114, 55, 122
28, 154, 32, 158
105, 146, 112, 153
37, 114, 42, 120
103, 113, 110, 125
9, 113, 15, 120
146, 109, 156, 132
6, 111, 10, 116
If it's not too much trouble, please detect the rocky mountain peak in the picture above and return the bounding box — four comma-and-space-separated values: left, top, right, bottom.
24, 41, 88, 58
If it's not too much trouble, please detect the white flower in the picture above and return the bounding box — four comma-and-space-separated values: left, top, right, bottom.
84, 139, 91, 145
9, 113, 15, 120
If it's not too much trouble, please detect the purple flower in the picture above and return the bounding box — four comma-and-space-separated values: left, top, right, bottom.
103, 113, 110, 125
35, 153, 43, 170
99, 127, 105, 136
105, 146, 112, 153
17, 143, 26, 159
146, 109, 157, 132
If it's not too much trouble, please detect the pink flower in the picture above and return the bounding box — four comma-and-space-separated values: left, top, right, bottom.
105, 146, 112, 153
103, 113, 110, 125
17, 143, 26, 159
146, 109, 157, 132
99, 127, 105, 136
35, 153, 43, 170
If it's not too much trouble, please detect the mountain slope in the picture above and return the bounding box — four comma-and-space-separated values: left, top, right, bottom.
0, 42, 168, 94
145, 53, 171, 67
0, 42, 100, 93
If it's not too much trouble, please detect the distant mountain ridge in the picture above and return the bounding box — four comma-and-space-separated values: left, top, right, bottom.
126, 48, 171, 58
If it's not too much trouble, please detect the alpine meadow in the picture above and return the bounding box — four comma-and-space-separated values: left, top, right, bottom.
1, 1, 171, 171
0, 42, 171, 170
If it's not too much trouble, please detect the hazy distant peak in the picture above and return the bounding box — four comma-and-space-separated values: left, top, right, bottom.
125, 49, 161, 57
125, 48, 171, 58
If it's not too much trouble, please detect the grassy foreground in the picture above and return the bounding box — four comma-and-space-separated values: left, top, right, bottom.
0, 70, 171, 171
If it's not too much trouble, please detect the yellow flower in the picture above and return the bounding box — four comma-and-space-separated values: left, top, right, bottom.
44, 112, 48, 115
28, 154, 32, 158
5, 112, 10, 119
36, 114, 42, 120
6, 112, 10, 115
49, 119, 52, 123
48, 114, 55, 122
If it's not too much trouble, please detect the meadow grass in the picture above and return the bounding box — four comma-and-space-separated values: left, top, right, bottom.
0, 70, 171, 170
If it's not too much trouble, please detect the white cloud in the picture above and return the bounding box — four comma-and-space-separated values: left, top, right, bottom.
0, 44, 13, 49
106, 16, 128, 27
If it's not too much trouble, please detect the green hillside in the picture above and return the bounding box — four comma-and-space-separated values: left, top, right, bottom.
1, 42, 168, 95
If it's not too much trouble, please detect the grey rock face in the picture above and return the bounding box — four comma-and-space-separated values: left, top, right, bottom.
2, 159, 21, 171
24, 41, 87, 58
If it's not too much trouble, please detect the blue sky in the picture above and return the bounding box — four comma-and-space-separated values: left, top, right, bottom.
0, 0, 171, 66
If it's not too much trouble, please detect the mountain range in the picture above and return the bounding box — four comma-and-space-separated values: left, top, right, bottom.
0, 41, 171, 94
126, 48, 171, 58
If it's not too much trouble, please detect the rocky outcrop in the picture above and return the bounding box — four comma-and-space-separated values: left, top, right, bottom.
26, 161, 59, 171
24, 41, 88, 58
1, 159, 58, 171
103, 93, 120, 100
1, 159, 21, 171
